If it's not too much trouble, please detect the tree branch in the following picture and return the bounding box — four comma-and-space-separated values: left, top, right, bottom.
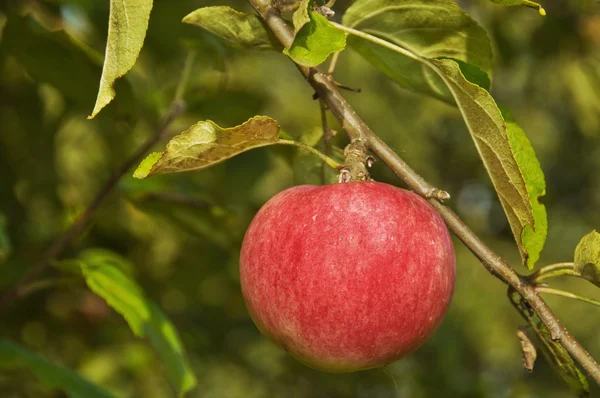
247, 0, 600, 384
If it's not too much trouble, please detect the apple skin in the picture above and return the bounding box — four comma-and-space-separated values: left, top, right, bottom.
240, 182, 455, 372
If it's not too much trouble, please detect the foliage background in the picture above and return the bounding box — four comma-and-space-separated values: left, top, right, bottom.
0, 0, 599, 396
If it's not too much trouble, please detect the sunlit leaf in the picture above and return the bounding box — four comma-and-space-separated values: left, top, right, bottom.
501, 107, 547, 269
342, 0, 493, 102
80, 258, 196, 396
0, 340, 115, 398
89, 0, 153, 118
81, 258, 148, 336
428, 59, 534, 265
285, 0, 346, 67
291, 0, 313, 34
444, 58, 491, 92
182, 6, 279, 50
574, 230, 600, 287
490, 0, 546, 15
134, 116, 280, 178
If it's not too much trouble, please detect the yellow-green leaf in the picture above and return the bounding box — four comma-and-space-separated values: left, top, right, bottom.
133, 152, 162, 180
284, 0, 346, 67
574, 230, 600, 287
134, 116, 280, 179
291, 0, 313, 34
285, 11, 346, 67
182, 6, 280, 50
428, 59, 535, 266
80, 257, 196, 396
502, 107, 547, 269
0, 340, 115, 398
89, 0, 153, 119
342, 0, 493, 102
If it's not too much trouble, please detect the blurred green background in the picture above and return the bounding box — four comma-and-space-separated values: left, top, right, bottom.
1, 0, 599, 396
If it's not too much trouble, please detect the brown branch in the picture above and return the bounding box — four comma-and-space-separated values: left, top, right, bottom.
247, 0, 600, 384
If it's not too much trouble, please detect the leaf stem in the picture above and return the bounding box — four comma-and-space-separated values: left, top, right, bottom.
327, 51, 341, 76
247, 0, 600, 384
330, 22, 421, 62
528, 262, 579, 284
536, 287, 600, 308
277, 139, 342, 169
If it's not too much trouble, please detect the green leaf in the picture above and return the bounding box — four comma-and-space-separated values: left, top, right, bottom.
490, 0, 546, 15
534, 324, 589, 396
0, 214, 11, 265
501, 107, 547, 269
574, 231, 600, 287
291, 0, 313, 34
443, 58, 491, 92
285, 0, 346, 67
80, 258, 196, 396
89, 0, 153, 118
133, 152, 163, 180
0, 340, 115, 398
80, 248, 135, 276
82, 259, 148, 336
428, 59, 537, 268
342, 0, 493, 102
510, 292, 589, 396
182, 6, 280, 50
1, 16, 103, 105
145, 302, 197, 398
134, 116, 280, 179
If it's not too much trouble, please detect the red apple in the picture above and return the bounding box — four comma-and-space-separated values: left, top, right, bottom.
240, 182, 455, 372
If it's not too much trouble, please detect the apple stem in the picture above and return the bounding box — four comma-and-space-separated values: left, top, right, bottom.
341, 139, 371, 182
